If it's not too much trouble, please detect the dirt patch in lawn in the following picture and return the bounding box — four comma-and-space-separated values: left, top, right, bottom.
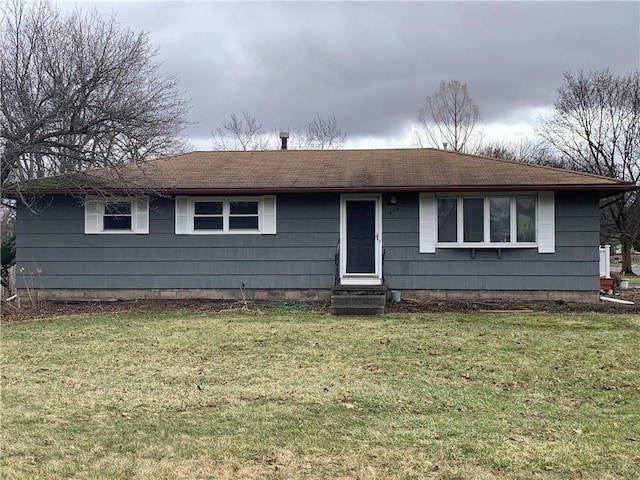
387, 287, 640, 314
0, 299, 247, 323
385, 293, 640, 314
2, 289, 640, 322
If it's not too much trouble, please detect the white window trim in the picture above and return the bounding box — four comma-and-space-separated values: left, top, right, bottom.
175, 196, 277, 235
420, 192, 554, 253
85, 196, 149, 235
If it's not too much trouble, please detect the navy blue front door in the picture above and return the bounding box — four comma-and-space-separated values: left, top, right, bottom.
346, 200, 376, 273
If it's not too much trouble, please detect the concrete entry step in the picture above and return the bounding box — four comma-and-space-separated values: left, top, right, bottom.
330, 285, 387, 315
331, 295, 385, 307
331, 285, 388, 295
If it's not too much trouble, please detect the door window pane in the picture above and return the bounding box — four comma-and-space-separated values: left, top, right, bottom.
463, 198, 484, 242
490, 197, 511, 242
437, 198, 457, 242
516, 196, 536, 242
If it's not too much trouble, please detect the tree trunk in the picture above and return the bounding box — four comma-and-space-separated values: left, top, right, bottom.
620, 238, 635, 275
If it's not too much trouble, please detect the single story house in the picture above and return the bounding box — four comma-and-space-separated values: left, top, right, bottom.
9, 148, 636, 305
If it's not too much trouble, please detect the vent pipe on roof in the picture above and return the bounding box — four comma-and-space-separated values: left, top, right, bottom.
443, 142, 448, 150
279, 132, 289, 150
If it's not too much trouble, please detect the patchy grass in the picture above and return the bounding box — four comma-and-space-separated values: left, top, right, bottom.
2, 309, 639, 479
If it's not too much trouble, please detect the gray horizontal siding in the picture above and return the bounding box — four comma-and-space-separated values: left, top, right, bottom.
22, 260, 334, 276
385, 246, 597, 262
15, 191, 601, 292
18, 274, 331, 289
386, 275, 597, 291
17, 232, 338, 248
380, 192, 600, 292
17, 246, 334, 262
384, 260, 596, 276
16, 194, 339, 290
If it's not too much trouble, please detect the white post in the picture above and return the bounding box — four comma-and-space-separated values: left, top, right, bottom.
599, 245, 611, 278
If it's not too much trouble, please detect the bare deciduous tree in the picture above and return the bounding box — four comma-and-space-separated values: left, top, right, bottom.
476, 138, 565, 168
211, 111, 270, 151
303, 113, 346, 150
212, 112, 347, 151
415, 80, 481, 152
0, 0, 190, 204
537, 68, 640, 274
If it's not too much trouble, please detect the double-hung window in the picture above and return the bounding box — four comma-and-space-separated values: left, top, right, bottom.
175, 196, 276, 234
103, 201, 133, 231
229, 201, 259, 230
85, 196, 149, 234
420, 192, 554, 253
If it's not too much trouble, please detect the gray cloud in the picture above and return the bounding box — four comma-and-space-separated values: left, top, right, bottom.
77, 1, 639, 147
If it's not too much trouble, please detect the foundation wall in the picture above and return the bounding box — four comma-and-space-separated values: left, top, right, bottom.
17, 288, 599, 304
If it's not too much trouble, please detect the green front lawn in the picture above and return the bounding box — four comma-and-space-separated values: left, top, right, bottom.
2, 309, 639, 479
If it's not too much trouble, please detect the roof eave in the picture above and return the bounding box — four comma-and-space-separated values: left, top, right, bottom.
8, 182, 636, 197
152, 183, 639, 196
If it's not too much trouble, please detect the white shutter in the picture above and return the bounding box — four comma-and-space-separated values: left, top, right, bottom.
133, 196, 149, 234
537, 191, 555, 253
419, 193, 437, 253
175, 196, 190, 234
261, 195, 277, 234
84, 197, 101, 234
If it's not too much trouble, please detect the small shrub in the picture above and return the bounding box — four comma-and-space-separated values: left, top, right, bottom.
1, 235, 16, 288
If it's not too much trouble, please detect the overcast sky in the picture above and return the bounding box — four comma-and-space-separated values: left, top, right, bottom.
68, 1, 639, 150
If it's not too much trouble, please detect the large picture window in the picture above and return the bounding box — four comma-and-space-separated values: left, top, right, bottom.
175, 196, 276, 235
437, 195, 537, 246
420, 192, 554, 253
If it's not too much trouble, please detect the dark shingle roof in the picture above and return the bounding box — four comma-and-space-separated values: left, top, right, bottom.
12, 148, 637, 195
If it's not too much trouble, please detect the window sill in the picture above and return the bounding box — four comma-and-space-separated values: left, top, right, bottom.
179, 230, 264, 235
435, 243, 537, 249
87, 230, 144, 235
